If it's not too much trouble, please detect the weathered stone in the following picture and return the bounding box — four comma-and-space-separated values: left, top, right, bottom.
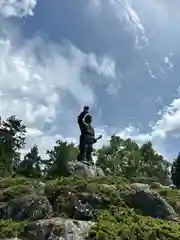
72, 192, 103, 220
54, 192, 103, 220
1, 195, 52, 221
22, 217, 94, 240
68, 161, 104, 178
122, 189, 176, 220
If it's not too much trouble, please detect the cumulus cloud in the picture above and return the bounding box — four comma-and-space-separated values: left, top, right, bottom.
0, 23, 117, 157
0, 36, 117, 123
0, 0, 37, 18
152, 97, 180, 138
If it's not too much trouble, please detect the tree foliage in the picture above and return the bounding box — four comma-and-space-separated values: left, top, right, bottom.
43, 140, 78, 178
96, 135, 170, 184
171, 152, 180, 187
0, 116, 26, 176
16, 145, 42, 178
0, 115, 171, 183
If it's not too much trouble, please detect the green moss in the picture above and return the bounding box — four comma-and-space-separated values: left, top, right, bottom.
90, 210, 180, 240
150, 182, 165, 190
0, 220, 27, 239
45, 176, 130, 216
0, 177, 37, 189
158, 188, 180, 215
0, 184, 35, 202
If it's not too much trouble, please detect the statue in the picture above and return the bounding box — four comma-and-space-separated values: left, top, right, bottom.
77, 106, 102, 164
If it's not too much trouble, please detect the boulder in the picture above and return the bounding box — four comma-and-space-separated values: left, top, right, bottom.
0, 195, 52, 221
122, 188, 176, 220
33, 181, 46, 196
54, 192, 103, 220
68, 161, 104, 178
22, 217, 94, 240
72, 192, 103, 220
0, 184, 36, 202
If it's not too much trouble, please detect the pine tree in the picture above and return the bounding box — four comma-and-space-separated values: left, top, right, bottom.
171, 152, 180, 187
16, 145, 42, 178
44, 140, 78, 178
0, 115, 26, 176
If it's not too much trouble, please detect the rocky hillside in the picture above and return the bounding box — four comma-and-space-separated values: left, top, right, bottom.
0, 162, 180, 240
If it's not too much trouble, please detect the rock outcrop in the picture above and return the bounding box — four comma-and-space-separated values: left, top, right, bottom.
68, 161, 105, 178
1, 175, 180, 239
22, 218, 94, 240
122, 187, 176, 220
0, 195, 52, 221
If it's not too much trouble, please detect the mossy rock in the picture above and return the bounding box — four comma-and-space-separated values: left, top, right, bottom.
0, 184, 36, 202
0, 177, 32, 189
45, 176, 130, 215
0, 220, 27, 239
2, 195, 53, 221
1, 176, 179, 240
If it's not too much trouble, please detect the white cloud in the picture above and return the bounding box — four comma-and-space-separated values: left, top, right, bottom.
152, 97, 180, 138
86, 54, 116, 78
161, 54, 173, 74
87, 0, 148, 49
117, 125, 152, 143
0, 0, 37, 18
86, 0, 163, 83
110, 94, 180, 159
0, 20, 117, 157
22, 127, 77, 159
0, 36, 114, 124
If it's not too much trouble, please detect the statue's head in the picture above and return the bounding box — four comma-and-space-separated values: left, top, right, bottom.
83, 106, 89, 112
85, 114, 92, 124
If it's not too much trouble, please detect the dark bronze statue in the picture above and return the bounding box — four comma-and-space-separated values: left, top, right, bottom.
77, 106, 102, 163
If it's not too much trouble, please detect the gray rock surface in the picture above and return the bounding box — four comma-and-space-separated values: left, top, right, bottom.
122, 188, 176, 220
68, 161, 104, 178
131, 183, 150, 191
1, 195, 52, 221
23, 217, 94, 240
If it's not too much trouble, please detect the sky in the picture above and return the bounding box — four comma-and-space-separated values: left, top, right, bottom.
1, 0, 180, 161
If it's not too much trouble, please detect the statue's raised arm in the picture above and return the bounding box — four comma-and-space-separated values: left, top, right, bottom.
77, 106, 89, 133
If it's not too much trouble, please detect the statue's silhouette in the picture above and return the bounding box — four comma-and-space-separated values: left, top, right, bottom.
77, 106, 102, 163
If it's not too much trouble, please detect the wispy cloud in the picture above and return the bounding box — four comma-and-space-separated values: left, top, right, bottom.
0, 0, 37, 18
87, 0, 148, 49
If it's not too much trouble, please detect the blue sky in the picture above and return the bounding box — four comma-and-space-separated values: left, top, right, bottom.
0, 0, 180, 161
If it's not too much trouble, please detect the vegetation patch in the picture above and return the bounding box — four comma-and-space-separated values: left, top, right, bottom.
90, 210, 180, 240
0, 220, 28, 239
